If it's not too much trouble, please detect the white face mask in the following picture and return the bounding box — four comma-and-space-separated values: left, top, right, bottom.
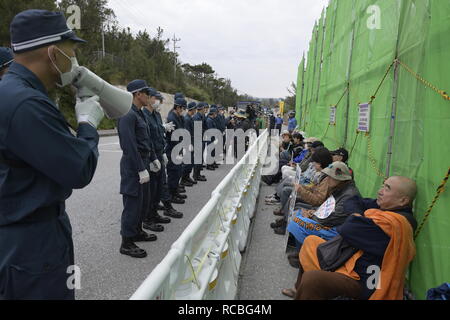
49, 46, 79, 88
152, 101, 160, 109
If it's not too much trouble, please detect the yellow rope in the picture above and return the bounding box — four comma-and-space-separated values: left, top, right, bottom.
415, 167, 450, 239
366, 133, 387, 179
397, 59, 450, 101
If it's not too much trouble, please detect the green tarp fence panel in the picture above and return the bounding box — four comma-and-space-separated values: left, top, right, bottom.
296, 0, 450, 299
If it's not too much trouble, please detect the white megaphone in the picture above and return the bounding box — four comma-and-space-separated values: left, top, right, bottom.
72, 66, 132, 119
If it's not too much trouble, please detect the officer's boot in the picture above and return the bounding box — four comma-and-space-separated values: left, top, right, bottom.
186, 173, 197, 185
180, 177, 194, 187
162, 201, 184, 219
194, 168, 207, 182
177, 186, 187, 194
206, 164, 215, 171
120, 237, 148, 258
170, 190, 185, 204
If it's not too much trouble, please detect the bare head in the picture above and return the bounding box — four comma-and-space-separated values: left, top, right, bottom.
377, 176, 417, 211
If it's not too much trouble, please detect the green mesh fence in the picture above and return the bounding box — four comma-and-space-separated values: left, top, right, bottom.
296, 0, 450, 299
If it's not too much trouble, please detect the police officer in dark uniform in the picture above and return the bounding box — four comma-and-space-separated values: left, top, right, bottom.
234, 109, 253, 157
205, 106, 219, 170
118, 80, 158, 259
0, 10, 106, 299
166, 97, 188, 202
192, 102, 207, 182
153, 93, 185, 213
143, 88, 183, 222
180, 102, 198, 186
0, 47, 13, 80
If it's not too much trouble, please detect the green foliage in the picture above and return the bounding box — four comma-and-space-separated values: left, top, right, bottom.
1, 0, 244, 129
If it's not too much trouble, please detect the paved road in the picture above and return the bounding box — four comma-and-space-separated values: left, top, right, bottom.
68, 135, 232, 300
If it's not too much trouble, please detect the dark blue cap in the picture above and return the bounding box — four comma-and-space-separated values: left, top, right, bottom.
174, 98, 187, 108
197, 102, 205, 110
174, 92, 185, 100
155, 92, 164, 100
148, 87, 159, 97
209, 107, 218, 114
10, 9, 86, 53
187, 102, 197, 111
218, 106, 225, 110
127, 79, 150, 94
0, 47, 13, 69
210, 104, 217, 109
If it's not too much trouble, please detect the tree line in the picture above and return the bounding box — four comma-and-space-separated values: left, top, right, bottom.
0, 0, 295, 129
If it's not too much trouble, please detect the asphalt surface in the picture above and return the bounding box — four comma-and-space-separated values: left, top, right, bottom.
68, 134, 296, 300
68, 135, 232, 300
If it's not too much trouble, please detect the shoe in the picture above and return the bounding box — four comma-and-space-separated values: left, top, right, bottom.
270, 218, 285, 229
153, 215, 171, 224
120, 239, 147, 258
206, 165, 215, 171
164, 208, 184, 219
265, 194, 277, 200
156, 203, 166, 211
142, 222, 164, 232
180, 179, 194, 187
187, 177, 197, 184
274, 226, 286, 235
177, 186, 186, 193
176, 192, 187, 199
265, 198, 281, 205
288, 255, 300, 269
131, 231, 157, 242
194, 175, 207, 182
261, 176, 273, 186
170, 196, 185, 204
273, 208, 284, 216
213, 163, 219, 168
281, 288, 297, 298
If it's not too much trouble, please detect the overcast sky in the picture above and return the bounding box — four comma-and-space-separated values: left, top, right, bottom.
107, 0, 329, 98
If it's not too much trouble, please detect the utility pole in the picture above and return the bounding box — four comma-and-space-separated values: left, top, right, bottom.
101, 23, 105, 58
172, 34, 181, 81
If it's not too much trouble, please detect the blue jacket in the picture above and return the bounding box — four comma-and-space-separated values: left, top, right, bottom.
166, 109, 185, 154
0, 62, 99, 226
117, 104, 156, 196
0, 62, 99, 299
288, 117, 297, 131
143, 108, 165, 157
184, 113, 195, 144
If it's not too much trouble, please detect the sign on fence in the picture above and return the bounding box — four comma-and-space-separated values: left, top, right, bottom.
329, 106, 337, 125
358, 103, 371, 132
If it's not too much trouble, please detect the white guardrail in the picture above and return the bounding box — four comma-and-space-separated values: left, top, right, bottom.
130, 129, 269, 300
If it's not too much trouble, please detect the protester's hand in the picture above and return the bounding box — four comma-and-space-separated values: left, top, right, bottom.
302, 209, 315, 218
138, 170, 150, 184
149, 159, 161, 173
162, 153, 168, 166
75, 95, 104, 128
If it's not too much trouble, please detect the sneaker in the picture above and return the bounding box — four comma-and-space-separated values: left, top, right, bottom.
265, 198, 281, 205
273, 226, 286, 235
270, 218, 285, 229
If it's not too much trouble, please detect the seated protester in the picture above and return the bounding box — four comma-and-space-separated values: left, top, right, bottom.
262, 131, 302, 186
281, 139, 322, 180
271, 148, 333, 235
282, 176, 417, 300
331, 148, 354, 179
280, 131, 293, 153
297, 140, 323, 172
285, 162, 360, 266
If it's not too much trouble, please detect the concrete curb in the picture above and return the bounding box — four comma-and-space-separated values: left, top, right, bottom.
98, 129, 118, 137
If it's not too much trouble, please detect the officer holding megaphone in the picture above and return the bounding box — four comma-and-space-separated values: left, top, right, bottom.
0, 9, 130, 300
